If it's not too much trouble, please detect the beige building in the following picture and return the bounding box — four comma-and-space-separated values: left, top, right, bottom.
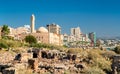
9, 26, 30, 40
36, 27, 63, 45
46, 23, 63, 45
35, 27, 49, 43
9, 14, 63, 46
20, 27, 49, 44
70, 27, 82, 41
47, 23, 61, 34
19, 26, 63, 46
49, 33, 63, 46
30, 33, 49, 44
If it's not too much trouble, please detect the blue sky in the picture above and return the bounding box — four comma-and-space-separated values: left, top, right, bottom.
0, 0, 120, 37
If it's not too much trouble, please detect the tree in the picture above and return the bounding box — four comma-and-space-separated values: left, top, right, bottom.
1, 25, 10, 38
25, 35, 37, 44
113, 46, 120, 54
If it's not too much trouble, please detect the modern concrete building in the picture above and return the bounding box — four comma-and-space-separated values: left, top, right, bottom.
46, 23, 63, 45
49, 33, 60, 45
71, 27, 81, 37
46, 23, 61, 35
62, 27, 91, 47
63, 34, 71, 46
89, 32, 96, 46
69, 27, 82, 42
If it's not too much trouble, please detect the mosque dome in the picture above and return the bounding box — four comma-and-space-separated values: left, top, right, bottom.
37, 27, 48, 33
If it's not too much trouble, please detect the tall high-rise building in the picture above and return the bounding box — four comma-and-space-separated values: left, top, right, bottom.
31, 14, 35, 33
89, 32, 96, 46
46, 23, 61, 34
71, 27, 81, 36
70, 27, 82, 41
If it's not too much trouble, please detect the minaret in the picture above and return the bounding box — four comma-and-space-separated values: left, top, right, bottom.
31, 14, 35, 33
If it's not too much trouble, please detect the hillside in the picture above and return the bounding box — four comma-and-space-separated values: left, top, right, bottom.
0, 47, 116, 74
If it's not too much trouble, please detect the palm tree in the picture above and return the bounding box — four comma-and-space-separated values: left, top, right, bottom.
1, 25, 10, 38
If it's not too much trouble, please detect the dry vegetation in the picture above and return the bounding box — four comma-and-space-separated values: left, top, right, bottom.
67, 48, 116, 74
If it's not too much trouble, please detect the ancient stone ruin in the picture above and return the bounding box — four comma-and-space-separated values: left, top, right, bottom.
0, 48, 88, 74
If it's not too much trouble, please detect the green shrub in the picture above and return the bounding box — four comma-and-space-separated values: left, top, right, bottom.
6, 40, 24, 48
113, 46, 120, 54
25, 35, 37, 44
29, 43, 66, 51
0, 42, 8, 48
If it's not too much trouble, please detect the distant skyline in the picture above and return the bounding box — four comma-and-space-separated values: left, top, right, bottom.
0, 0, 120, 37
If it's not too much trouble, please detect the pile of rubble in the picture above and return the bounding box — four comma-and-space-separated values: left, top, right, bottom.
0, 48, 88, 74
